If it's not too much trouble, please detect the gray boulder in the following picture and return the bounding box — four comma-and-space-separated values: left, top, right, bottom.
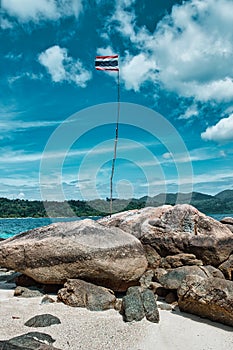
158, 265, 225, 291
121, 286, 159, 323
25, 314, 61, 327
100, 205, 233, 266
158, 266, 208, 290
122, 287, 145, 322
0, 332, 60, 349
0, 219, 147, 291
178, 275, 233, 327
142, 288, 160, 323
57, 279, 116, 311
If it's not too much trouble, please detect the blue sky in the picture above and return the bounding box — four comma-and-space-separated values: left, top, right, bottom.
1, 0, 233, 201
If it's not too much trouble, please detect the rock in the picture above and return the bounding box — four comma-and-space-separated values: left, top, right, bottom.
25, 314, 61, 327
149, 282, 167, 297
139, 270, 154, 289
122, 287, 145, 322
114, 298, 122, 311
40, 295, 56, 304
100, 205, 233, 266
220, 217, 233, 232
57, 279, 116, 311
15, 274, 39, 287
202, 265, 225, 279
0, 270, 20, 283
143, 245, 161, 268
14, 286, 44, 298
160, 253, 203, 269
165, 291, 177, 304
219, 254, 233, 280
220, 217, 233, 225
0, 219, 147, 292
0, 332, 60, 349
121, 286, 159, 323
178, 275, 233, 327
153, 268, 167, 281
141, 289, 160, 323
158, 303, 173, 311
6, 271, 21, 283
158, 266, 208, 289
99, 206, 172, 239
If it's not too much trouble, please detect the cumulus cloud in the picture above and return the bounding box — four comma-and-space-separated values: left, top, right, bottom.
38, 45, 91, 87
121, 53, 157, 91
1, 0, 82, 23
103, 0, 233, 102
201, 114, 233, 142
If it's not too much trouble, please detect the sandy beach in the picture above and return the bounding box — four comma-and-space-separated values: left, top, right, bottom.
0, 282, 232, 350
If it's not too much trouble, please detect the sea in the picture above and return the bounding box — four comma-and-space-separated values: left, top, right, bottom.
0, 217, 101, 240
0, 213, 232, 240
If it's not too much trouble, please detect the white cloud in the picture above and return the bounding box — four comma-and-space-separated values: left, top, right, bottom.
121, 53, 157, 91
0, 119, 62, 132
1, 0, 82, 23
104, 0, 233, 102
201, 114, 233, 142
38, 45, 91, 87
179, 104, 199, 119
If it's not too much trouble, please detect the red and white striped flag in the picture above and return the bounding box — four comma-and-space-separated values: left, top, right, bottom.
95, 55, 119, 71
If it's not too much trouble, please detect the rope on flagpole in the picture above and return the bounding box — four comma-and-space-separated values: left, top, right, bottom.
110, 70, 120, 216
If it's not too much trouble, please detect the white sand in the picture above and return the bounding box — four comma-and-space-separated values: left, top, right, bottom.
0, 283, 232, 350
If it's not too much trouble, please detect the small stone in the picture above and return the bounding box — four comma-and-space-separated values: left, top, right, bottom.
14, 286, 43, 298
40, 295, 55, 304
114, 298, 122, 312
25, 314, 61, 327
158, 303, 173, 311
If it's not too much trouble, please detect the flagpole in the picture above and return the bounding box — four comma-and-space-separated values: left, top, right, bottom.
110, 69, 120, 216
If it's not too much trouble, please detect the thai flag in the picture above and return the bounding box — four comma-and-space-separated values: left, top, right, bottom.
95, 55, 119, 71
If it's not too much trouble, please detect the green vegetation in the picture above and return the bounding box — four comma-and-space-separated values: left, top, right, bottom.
0, 190, 233, 218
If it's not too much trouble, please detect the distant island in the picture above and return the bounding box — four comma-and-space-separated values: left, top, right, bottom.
0, 189, 233, 218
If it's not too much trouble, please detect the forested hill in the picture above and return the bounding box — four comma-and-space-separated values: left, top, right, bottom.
0, 190, 233, 218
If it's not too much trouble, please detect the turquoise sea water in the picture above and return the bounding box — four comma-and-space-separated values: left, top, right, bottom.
0, 213, 232, 240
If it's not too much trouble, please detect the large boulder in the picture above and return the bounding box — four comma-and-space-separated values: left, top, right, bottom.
57, 279, 116, 311
0, 219, 147, 291
99, 206, 172, 239
178, 275, 233, 327
99, 205, 233, 266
